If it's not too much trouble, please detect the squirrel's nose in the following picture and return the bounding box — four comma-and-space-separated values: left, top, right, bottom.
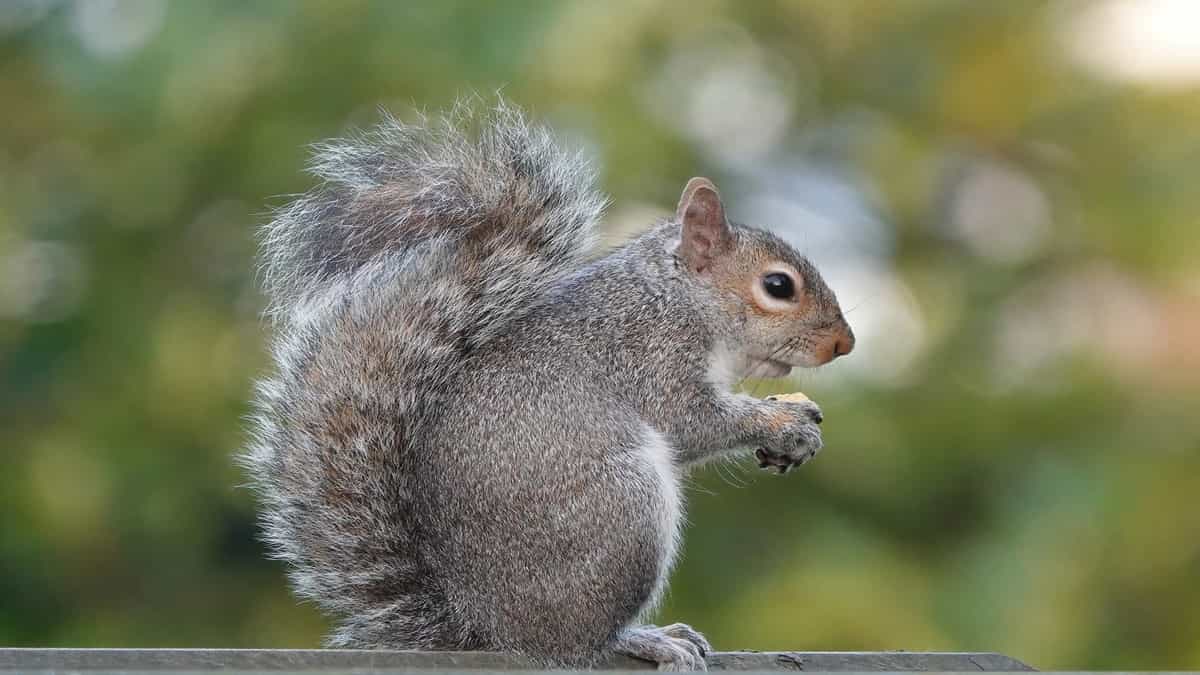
831, 324, 855, 359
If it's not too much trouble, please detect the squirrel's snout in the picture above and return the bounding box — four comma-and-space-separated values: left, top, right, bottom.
831, 323, 855, 360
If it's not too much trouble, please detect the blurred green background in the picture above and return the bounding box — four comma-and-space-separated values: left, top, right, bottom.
2, 0, 1199, 669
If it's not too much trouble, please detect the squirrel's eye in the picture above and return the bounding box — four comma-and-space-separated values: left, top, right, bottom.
762, 273, 795, 300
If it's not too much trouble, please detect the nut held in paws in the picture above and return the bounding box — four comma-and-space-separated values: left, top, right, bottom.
758, 391, 821, 474
765, 391, 810, 404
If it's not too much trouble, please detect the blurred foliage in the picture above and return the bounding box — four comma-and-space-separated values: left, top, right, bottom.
2, 0, 1199, 669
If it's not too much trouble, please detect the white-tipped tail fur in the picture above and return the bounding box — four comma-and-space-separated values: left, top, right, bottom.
258, 100, 605, 336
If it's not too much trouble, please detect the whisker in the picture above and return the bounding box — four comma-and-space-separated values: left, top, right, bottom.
726, 454, 751, 487
712, 457, 746, 489
842, 294, 875, 316
681, 473, 715, 497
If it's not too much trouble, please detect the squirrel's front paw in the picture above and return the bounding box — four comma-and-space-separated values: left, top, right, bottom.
755, 397, 824, 474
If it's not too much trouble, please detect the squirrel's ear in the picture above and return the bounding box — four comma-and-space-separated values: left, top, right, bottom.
675, 177, 733, 272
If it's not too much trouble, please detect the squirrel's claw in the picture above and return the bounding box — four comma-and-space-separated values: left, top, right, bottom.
755, 447, 797, 474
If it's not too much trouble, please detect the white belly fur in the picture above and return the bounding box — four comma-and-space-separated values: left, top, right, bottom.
637, 424, 684, 619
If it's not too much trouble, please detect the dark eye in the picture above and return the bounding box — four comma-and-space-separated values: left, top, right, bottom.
762, 273, 795, 300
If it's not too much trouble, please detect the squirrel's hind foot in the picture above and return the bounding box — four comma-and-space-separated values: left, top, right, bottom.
613, 623, 710, 671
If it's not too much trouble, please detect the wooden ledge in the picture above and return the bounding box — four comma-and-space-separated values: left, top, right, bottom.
0, 648, 1034, 672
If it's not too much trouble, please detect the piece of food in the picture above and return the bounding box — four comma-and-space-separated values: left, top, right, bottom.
765, 391, 809, 404
758, 391, 816, 474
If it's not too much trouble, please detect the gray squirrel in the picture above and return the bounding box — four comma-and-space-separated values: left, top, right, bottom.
242, 102, 854, 671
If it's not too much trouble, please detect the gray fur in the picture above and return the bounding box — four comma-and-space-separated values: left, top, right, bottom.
242, 102, 851, 670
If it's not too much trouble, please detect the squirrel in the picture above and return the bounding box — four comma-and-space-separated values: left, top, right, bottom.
242, 101, 854, 671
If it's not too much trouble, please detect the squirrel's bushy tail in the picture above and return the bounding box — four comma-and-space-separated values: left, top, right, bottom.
259, 100, 604, 336
242, 101, 604, 648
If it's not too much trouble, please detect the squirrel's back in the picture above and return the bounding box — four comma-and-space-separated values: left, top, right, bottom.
241, 102, 605, 649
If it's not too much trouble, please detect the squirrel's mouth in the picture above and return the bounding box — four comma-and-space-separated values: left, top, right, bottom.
746, 359, 793, 379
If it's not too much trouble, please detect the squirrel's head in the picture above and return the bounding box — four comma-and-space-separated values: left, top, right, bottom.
672, 177, 855, 379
